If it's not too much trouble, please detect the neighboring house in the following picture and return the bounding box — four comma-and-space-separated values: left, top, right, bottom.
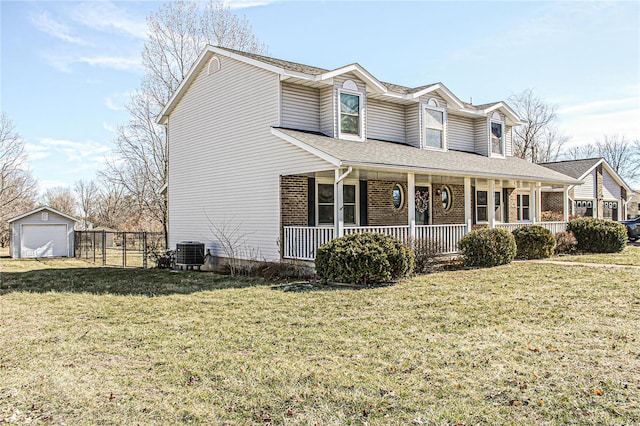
157, 46, 579, 262
8, 206, 79, 258
540, 158, 632, 221
628, 191, 640, 218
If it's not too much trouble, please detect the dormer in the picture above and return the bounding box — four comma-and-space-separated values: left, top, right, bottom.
421, 97, 447, 151
489, 111, 506, 158
336, 78, 366, 141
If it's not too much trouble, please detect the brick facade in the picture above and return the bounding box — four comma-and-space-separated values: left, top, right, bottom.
431, 184, 465, 225
541, 192, 564, 213
280, 175, 308, 227
367, 180, 408, 226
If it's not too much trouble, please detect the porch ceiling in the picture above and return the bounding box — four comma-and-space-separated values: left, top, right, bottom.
272, 128, 581, 186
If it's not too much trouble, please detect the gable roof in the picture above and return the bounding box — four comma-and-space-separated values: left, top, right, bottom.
272, 128, 580, 185
7, 206, 79, 223
540, 158, 632, 193
157, 45, 524, 126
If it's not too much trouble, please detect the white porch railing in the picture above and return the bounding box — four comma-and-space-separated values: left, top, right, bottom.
415, 224, 469, 254
344, 225, 410, 243
283, 226, 334, 261
283, 224, 470, 260
496, 221, 567, 234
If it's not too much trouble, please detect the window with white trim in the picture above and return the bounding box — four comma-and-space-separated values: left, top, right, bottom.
316, 182, 358, 226
494, 191, 502, 222
339, 90, 363, 139
41, 212, 48, 221
490, 112, 504, 156
603, 201, 618, 220
423, 99, 445, 150
517, 194, 530, 221
575, 200, 593, 217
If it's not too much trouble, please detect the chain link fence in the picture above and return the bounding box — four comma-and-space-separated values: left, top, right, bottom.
75, 231, 166, 268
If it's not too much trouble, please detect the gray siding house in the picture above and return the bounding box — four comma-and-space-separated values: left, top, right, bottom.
157, 46, 579, 262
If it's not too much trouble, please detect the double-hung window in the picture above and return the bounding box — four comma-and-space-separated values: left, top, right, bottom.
490, 113, 504, 156
339, 91, 363, 139
317, 182, 357, 226
517, 194, 530, 221
476, 190, 488, 222
424, 100, 445, 150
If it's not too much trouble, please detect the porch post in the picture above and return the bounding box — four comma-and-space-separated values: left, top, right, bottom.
464, 177, 472, 232
563, 185, 570, 223
536, 183, 542, 224
488, 179, 496, 228
407, 172, 416, 241
335, 169, 344, 238
531, 185, 537, 224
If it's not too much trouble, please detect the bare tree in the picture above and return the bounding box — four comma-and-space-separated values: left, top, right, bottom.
565, 134, 640, 182
93, 179, 134, 230
42, 186, 77, 217
509, 89, 568, 163
0, 112, 37, 246
74, 179, 98, 228
105, 0, 268, 239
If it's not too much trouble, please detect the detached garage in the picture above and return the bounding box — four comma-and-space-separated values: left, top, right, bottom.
8, 206, 79, 258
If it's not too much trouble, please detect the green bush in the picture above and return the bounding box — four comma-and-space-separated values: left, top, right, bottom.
458, 228, 516, 268
512, 225, 556, 259
566, 218, 627, 253
315, 232, 414, 284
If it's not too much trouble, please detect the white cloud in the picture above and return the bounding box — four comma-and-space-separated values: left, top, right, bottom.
30, 11, 91, 45
45, 54, 142, 73
39, 179, 73, 192
225, 0, 276, 9
104, 92, 131, 111
103, 122, 117, 133
558, 96, 640, 146
34, 138, 111, 163
70, 1, 147, 39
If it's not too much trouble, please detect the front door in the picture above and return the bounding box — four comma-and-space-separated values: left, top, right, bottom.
415, 186, 430, 225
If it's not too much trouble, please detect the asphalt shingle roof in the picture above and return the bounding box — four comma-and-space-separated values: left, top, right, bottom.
539, 158, 602, 179
274, 128, 580, 184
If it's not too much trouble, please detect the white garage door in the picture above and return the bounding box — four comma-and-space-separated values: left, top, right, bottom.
21, 224, 68, 258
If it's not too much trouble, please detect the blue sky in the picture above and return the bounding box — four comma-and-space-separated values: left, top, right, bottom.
1, 0, 639, 193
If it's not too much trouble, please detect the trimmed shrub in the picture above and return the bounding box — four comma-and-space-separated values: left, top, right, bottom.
566, 218, 627, 253
315, 232, 414, 284
554, 231, 578, 255
512, 225, 556, 259
458, 228, 516, 268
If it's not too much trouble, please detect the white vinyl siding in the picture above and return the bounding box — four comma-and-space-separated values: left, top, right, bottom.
602, 168, 621, 200
319, 86, 334, 137
505, 125, 513, 156
574, 170, 596, 199
167, 55, 332, 262
447, 114, 474, 152
281, 83, 320, 132
405, 103, 420, 148
474, 118, 489, 156
366, 98, 405, 142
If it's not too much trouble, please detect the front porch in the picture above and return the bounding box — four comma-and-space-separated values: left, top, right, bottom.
281, 169, 570, 261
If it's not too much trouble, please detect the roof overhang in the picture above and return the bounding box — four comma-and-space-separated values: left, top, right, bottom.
407, 83, 465, 109
576, 158, 633, 194
482, 102, 525, 126
315, 64, 387, 94
8, 206, 80, 223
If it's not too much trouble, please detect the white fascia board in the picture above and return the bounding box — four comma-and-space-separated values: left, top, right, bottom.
408, 83, 465, 109
483, 102, 524, 126
341, 161, 581, 185
270, 128, 341, 167
576, 159, 604, 182
8, 206, 80, 223
316, 64, 387, 93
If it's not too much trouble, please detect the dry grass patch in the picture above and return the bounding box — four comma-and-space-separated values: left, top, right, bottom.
554, 245, 640, 266
0, 257, 638, 424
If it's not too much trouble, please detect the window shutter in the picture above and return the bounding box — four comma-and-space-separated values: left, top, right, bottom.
471, 186, 476, 225
503, 188, 509, 223
359, 180, 368, 226
307, 178, 315, 226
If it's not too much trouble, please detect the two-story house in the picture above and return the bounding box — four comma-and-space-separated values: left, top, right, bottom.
157, 46, 579, 262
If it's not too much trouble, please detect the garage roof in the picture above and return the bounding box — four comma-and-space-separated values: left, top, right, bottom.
7, 206, 79, 223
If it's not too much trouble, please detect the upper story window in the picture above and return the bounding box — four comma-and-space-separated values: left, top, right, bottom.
490, 112, 504, 156
338, 80, 364, 141
423, 99, 446, 150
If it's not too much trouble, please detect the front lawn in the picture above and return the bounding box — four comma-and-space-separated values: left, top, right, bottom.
1, 257, 638, 424
553, 245, 640, 266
